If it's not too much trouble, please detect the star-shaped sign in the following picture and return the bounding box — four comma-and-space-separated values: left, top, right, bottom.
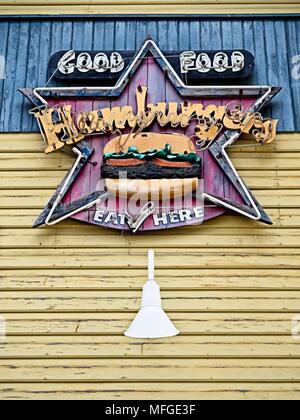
20, 38, 281, 230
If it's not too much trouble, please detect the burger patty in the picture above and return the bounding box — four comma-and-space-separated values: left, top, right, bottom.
101, 161, 201, 180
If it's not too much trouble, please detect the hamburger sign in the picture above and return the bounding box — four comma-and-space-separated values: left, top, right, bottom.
20, 38, 281, 233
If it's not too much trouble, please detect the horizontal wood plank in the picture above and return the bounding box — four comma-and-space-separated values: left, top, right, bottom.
0, 189, 299, 209
0, 336, 299, 359
0, 359, 299, 382
1, 170, 300, 190
0, 3, 299, 15
1, 152, 299, 171
1, 248, 300, 270
0, 153, 69, 171
0, 290, 299, 312
1, 268, 300, 290
3, 313, 297, 335
2, 227, 300, 248
0, 382, 299, 400
3, 0, 300, 5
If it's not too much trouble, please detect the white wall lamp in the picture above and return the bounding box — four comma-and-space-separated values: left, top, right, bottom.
124, 250, 179, 339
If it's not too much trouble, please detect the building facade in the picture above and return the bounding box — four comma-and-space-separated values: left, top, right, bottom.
0, 1, 300, 399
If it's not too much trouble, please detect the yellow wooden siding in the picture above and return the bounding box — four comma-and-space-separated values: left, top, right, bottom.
0, 1, 299, 15
0, 132, 300, 400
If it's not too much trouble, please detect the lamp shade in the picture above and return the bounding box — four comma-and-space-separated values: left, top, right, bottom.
124, 250, 179, 339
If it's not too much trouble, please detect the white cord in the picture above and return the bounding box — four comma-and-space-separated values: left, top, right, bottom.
148, 250, 155, 282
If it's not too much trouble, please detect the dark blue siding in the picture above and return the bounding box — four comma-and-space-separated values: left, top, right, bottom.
0, 17, 299, 132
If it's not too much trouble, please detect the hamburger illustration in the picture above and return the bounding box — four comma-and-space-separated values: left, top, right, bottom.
101, 132, 201, 200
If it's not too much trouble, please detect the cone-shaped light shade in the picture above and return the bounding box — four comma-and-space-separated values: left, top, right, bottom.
124, 250, 179, 339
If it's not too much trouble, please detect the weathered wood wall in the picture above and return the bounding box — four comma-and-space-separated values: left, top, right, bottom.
0, 1, 300, 15
1, 132, 300, 399
1, 17, 299, 133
